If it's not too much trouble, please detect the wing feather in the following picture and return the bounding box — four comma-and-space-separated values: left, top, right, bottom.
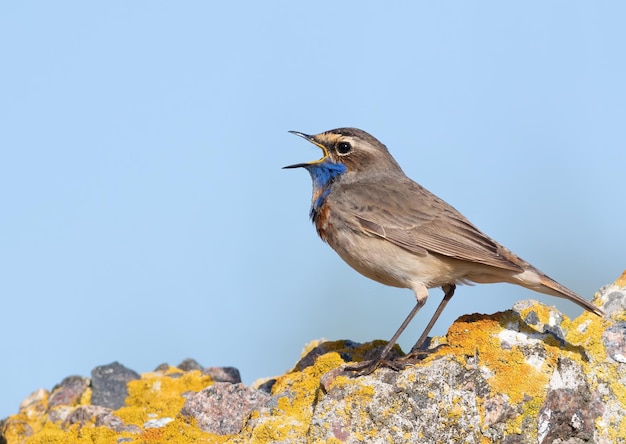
339, 181, 522, 272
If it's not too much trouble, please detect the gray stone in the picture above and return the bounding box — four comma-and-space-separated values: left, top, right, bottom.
177, 358, 203, 372
90, 362, 140, 409
310, 357, 484, 443
203, 366, 242, 383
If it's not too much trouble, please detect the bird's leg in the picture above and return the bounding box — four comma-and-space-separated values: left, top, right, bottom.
344, 286, 428, 376
405, 283, 456, 358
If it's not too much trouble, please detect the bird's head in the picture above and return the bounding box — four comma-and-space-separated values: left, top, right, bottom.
283, 127, 402, 187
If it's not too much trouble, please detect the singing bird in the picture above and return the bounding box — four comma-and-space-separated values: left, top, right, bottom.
284, 127, 602, 374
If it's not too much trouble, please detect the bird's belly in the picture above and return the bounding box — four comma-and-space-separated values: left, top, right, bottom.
326, 229, 469, 290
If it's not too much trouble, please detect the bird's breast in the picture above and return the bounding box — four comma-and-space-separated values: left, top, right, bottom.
311, 198, 332, 243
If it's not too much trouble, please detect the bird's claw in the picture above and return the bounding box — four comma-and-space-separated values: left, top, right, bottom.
343, 358, 407, 376
343, 344, 446, 376
398, 344, 445, 364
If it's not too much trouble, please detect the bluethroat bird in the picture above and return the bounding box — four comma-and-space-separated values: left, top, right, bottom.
284, 127, 603, 374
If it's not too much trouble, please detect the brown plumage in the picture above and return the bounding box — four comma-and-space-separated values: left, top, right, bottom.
285, 127, 602, 374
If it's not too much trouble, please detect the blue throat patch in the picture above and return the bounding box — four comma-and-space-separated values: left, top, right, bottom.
305, 161, 347, 219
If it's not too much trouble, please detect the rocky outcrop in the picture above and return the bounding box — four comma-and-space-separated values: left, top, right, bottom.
2, 273, 625, 443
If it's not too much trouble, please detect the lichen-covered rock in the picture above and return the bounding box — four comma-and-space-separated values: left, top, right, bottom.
310, 356, 485, 443
1, 273, 626, 444
48, 376, 89, 409
180, 382, 270, 435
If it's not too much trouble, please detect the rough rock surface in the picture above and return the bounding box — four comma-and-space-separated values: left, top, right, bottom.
181, 382, 270, 434
1, 273, 626, 444
91, 362, 140, 410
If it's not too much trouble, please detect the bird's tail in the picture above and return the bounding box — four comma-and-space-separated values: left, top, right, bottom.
535, 273, 604, 317
494, 248, 604, 317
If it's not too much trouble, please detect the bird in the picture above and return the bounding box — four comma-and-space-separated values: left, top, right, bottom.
284, 127, 603, 375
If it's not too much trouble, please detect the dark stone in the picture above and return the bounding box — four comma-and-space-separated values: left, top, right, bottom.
203, 366, 241, 383
294, 339, 407, 374
177, 358, 203, 372
257, 379, 276, 394
360, 341, 403, 363
294, 340, 362, 372
153, 362, 170, 372
294, 344, 336, 371
90, 362, 140, 410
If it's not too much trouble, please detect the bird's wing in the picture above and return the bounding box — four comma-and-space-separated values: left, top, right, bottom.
338, 181, 523, 272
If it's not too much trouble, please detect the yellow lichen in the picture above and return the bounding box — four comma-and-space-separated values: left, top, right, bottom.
444, 310, 560, 441
0, 366, 219, 444
79, 387, 92, 405
137, 419, 229, 444
446, 312, 550, 405
244, 351, 347, 443
117, 368, 213, 426
447, 402, 464, 420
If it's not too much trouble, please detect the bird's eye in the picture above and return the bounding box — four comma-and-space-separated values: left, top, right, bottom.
336, 141, 352, 155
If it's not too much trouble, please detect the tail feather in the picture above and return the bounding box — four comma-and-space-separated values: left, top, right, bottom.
497, 248, 604, 317
537, 274, 604, 317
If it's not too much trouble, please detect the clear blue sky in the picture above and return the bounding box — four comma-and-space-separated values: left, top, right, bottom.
1, 2, 624, 418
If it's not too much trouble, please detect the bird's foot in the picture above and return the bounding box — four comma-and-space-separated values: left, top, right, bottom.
342, 342, 445, 376
395, 344, 446, 365
343, 358, 406, 376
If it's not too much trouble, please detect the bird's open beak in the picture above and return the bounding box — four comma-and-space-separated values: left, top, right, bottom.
283, 131, 330, 169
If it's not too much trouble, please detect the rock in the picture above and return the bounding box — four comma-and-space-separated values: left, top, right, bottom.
153, 362, 170, 373
256, 378, 276, 394
62, 405, 111, 429
18, 388, 48, 417
143, 416, 173, 429
95, 411, 142, 433
603, 322, 626, 363
180, 382, 270, 434
91, 362, 140, 409
1, 273, 625, 443
177, 358, 203, 372
48, 375, 89, 408
203, 366, 242, 383
311, 356, 484, 442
